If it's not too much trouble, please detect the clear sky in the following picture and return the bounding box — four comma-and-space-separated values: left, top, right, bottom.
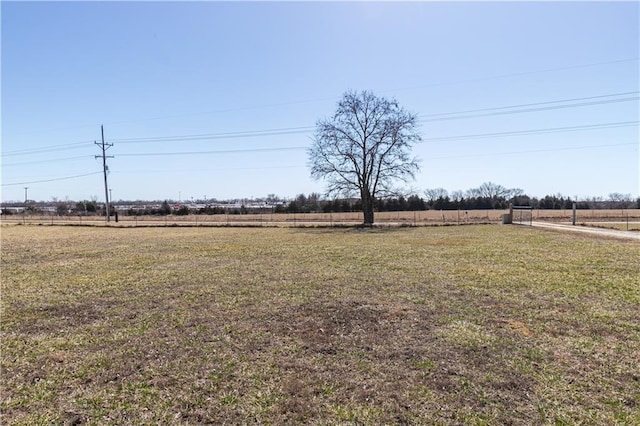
2, 1, 639, 203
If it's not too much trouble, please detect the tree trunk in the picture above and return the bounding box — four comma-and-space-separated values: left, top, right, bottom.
362, 194, 375, 225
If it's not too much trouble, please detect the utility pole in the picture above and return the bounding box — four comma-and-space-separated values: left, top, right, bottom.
95, 125, 114, 223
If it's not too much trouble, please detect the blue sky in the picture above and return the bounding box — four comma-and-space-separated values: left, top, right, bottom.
2, 1, 638, 203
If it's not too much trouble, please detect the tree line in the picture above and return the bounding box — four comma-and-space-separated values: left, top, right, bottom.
2, 185, 638, 217
281, 184, 639, 214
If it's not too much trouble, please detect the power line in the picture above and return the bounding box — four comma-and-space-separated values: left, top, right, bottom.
418, 91, 638, 118
1, 172, 103, 186
5, 91, 636, 153
2, 155, 93, 167
117, 164, 306, 174
419, 121, 639, 144
112, 126, 315, 144
4, 114, 631, 164
3, 92, 637, 173
108, 92, 639, 145
419, 96, 639, 122
105, 56, 638, 125
387, 58, 640, 95
15, 141, 629, 179
4, 141, 636, 184
2, 141, 94, 157
428, 142, 637, 160
5, 120, 634, 163
13, 57, 637, 135
118, 146, 307, 157
110, 120, 640, 157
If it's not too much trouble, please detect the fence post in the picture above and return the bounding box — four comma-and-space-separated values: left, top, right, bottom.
572, 203, 577, 226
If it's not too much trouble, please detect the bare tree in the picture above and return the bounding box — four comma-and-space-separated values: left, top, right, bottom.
450, 190, 465, 202
608, 192, 633, 208
424, 188, 449, 202
309, 90, 421, 225
468, 182, 522, 200
471, 182, 505, 199
608, 192, 631, 202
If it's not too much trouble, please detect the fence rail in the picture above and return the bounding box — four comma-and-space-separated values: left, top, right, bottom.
2, 209, 639, 229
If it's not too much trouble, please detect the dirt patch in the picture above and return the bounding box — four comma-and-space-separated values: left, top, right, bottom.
8, 301, 114, 335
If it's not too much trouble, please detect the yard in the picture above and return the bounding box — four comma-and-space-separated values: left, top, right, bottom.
1, 225, 638, 424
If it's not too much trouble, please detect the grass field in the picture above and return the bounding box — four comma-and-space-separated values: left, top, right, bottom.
1, 225, 639, 424
3, 208, 639, 227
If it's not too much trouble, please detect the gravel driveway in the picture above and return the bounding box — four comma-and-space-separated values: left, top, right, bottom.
529, 221, 640, 241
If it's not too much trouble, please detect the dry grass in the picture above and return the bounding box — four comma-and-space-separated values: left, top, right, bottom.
584, 222, 640, 232
535, 209, 640, 221
2, 209, 504, 227
1, 225, 639, 424
3, 209, 639, 227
